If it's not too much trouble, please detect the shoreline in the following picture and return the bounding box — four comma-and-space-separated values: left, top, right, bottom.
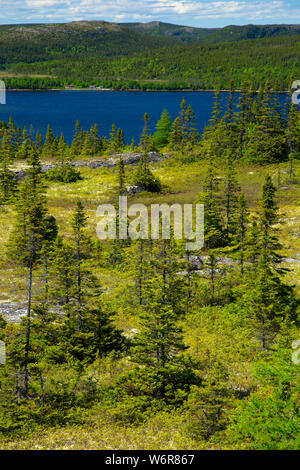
6, 88, 290, 93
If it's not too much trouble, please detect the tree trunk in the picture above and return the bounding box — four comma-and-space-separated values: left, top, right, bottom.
186, 250, 191, 304
23, 251, 34, 399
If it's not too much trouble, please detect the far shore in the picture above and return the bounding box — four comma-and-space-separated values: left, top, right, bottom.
6, 88, 290, 93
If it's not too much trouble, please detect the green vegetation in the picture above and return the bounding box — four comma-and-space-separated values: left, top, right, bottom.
0, 84, 299, 450
124, 21, 300, 44
1, 21, 300, 90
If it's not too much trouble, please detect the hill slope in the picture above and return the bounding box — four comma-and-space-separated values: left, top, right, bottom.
0, 20, 300, 90
0, 21, 174, 64
122, 21, 300, 43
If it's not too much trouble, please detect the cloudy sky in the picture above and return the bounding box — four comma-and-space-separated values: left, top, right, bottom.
0, 0, 299, 27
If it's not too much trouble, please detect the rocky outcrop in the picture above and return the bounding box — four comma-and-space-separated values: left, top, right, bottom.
0, 302, 63, 323
187, 254, 237, 270
73, 151, 162, 168
179, 254, 300, 276
0, 302, 27, 323
13, 152, 164, 180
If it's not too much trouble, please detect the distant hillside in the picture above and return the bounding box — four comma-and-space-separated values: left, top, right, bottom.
0, 20, 299, 90
122, 21, 300, 43
0, 21, 174, 64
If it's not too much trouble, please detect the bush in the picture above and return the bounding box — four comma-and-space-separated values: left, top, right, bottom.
132, 167, 161, 192
45, 164, 82, 183
184, 362, 234, 441
109, 364, 201, 424
225, 349, 300, 450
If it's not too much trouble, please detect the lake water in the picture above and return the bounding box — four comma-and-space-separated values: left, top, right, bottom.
0, 90, 289, 144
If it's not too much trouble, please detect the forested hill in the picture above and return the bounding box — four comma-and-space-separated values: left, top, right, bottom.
1, 20, 300, 90
0, 21, 175, 63
2, 21, 300, 49
122, 21, 300, 43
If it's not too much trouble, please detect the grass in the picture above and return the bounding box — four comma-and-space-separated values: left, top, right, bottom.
0, 155, 299, 450
0, 157, 299, 304
0, 408, 200, 450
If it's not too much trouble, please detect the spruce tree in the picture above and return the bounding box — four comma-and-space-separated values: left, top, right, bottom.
177, 98, 199, 148
286, 104, 300, 184
42, 124, 55, 158
7, 149, 54, 397
15, 137, 32, 160
235, 81, 255, 158
169, 117, 182, 150
57, 133, 68, 165
224, 79, 235, 124
152, 108, 172, 148
139, 112, 151, 151
210, 87, 222, 127
49, 236, 76, 310
246, 219, 260, 268
21, 126, 31, 146
0, 129, 16, 203
243, 83, 287, 164
223, 79, 239, 155
235, 193, 249, 275
129, 137, 136, 151
223, 152, 240, 240
90, 123, 102, 154
108, 125, 125, 153
133, 150, 161, 192
257, 175, 283, 271
241, 176, 298, 350
70, 201, 96, 331
117, 239, 197, 413
117, 156, 125, 193
205, 251, 218, 305
71, 120, 84, 156
35, 131, 43, 155
179, 97, 188, 134
200, 152, 223, 249
116, 128, 125, 151
7, 116, 18, 157
81, 131, 92, 157
185, 104, 199, 147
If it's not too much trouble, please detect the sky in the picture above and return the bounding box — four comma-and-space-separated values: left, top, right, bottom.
0, 0, 300, 28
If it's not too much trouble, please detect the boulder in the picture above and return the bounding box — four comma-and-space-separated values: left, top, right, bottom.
125, 185, 144, 195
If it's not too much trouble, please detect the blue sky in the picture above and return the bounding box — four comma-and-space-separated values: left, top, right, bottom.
1, 1, 300, 27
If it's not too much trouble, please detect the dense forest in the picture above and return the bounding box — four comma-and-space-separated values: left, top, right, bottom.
1, 21, 300, 90
124, 21, 300, 43
0, 82, 299, 449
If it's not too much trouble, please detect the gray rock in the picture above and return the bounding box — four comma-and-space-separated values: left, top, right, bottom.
0, 302, 63, 323
282, 257, 300, 264
14, 169, 26, 181
186, 255, 237, 270
13, 152, 164, 180
0, 302, 27, 323
185, 255, 300, 273
188, 254, 204, 270
125, 185, 144, 195
40, 164, 56, 172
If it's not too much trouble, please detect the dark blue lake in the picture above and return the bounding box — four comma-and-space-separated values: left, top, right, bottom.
0, 90, 289, 144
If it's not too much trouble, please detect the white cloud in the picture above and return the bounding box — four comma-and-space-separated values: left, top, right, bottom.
26, 0, 67, 6
150, 1, 289, 19
0, 0, 299, 26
